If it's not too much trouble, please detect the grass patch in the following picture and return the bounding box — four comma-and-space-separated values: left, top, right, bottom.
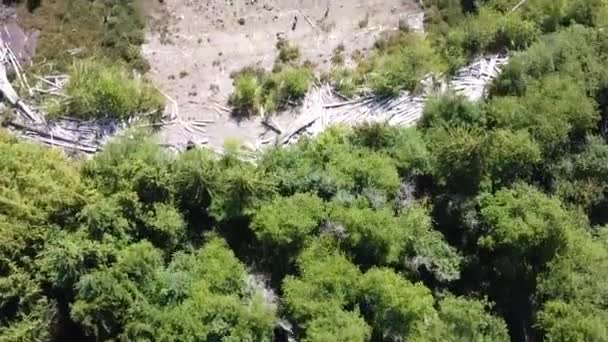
229, 40, 313, 116
326, 32, 447, 98
368, 33, 447, 96
276, 40, 301, 64
230, 65, 313, 116
49, 60, 164, 121
18, 0, 148, 73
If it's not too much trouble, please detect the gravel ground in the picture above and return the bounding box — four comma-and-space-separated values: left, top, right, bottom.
142, 0, 421, 150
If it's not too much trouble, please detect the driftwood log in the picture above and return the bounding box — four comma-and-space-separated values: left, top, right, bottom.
0, 36, 126, 153
275, 54, 508, 146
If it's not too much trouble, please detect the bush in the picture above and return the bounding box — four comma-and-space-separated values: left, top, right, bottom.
229, 73, 262, 115
271, 66, 313, 103
229, 65, 313, 116
368, 33, 446, 96
52, 60, 164, 121
277, 40, 301, 64
331, 67, 359, 98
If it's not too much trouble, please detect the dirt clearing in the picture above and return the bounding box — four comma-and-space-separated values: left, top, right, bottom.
143, 0, 422, 150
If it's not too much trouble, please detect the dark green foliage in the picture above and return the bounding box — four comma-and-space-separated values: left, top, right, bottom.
422, 93, 487, 129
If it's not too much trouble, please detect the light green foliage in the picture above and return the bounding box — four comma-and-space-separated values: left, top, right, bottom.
478, 184, 572, 261
359, 268, 437, 340
329, 204, 462, 281
425, 101, 543, 192
229, 65, 313, 115
152, 286, 275, 342
328, 206, 406, 266
304, 308, 371, 342
433, 8, 539, 70
537, 301, 608, 342
270, 66, 314, 104
83, 131, 171, 196
72, 237, 276, 341
37, 231, 116, 291
490, 76, 599, 154
369, 33, 446, 96
141, 203, 186, 252
491, 25, 608, 96
415, 295, 510, 342
350, 124, 432, 175
283, 241, 362, 321
79, 132, 190, 251
512, 0, 608, 31
283, 241, 368, 341
330, 67, 359, 98
326, 147, 401, 195
425, 0, 467, 28
0, 132, 83, 223
536, 233, 608, 339
208, 149, 275, 221
252, 193, 326, 248
170, 148, 217, 219
260, 127, 403, 198
71, 242, 162, 339
0, 295, 56, 342
52, 60, 164, 121
0, 132, 86, 340
192, 236, 249, 295
482, 129, 542, 188
229, 73, 262, 113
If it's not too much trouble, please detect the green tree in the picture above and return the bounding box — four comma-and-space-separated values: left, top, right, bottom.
252, 193, 326, 250
414, 295, 509, 342
358, 267, 436, 341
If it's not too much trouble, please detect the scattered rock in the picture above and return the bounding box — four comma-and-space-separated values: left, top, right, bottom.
238, 17, 246, 25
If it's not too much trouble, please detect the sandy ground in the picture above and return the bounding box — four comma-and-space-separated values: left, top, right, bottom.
142, 0, 422, 150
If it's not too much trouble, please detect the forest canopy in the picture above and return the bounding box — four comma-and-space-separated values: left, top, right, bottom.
2, 0, 608, 341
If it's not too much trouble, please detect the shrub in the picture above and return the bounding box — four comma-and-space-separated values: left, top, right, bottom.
368, 33, 446, 96
277, 40, 301, 64
331, 67, 359, 98
52, 60, 164, 121
229, 73, 262, 115
271, 66, 313, 104
229, 65, 313, 116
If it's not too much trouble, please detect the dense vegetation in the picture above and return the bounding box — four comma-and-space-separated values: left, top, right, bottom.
15, 0, 163, 121
2, 0, 608, 341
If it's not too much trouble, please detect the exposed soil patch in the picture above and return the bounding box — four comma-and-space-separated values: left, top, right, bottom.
143, 0, 421, 150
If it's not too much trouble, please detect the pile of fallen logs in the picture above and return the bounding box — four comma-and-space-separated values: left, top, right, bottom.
0, 37, 127, 153
275, 54, 508, 145
1, 25, 509, 155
